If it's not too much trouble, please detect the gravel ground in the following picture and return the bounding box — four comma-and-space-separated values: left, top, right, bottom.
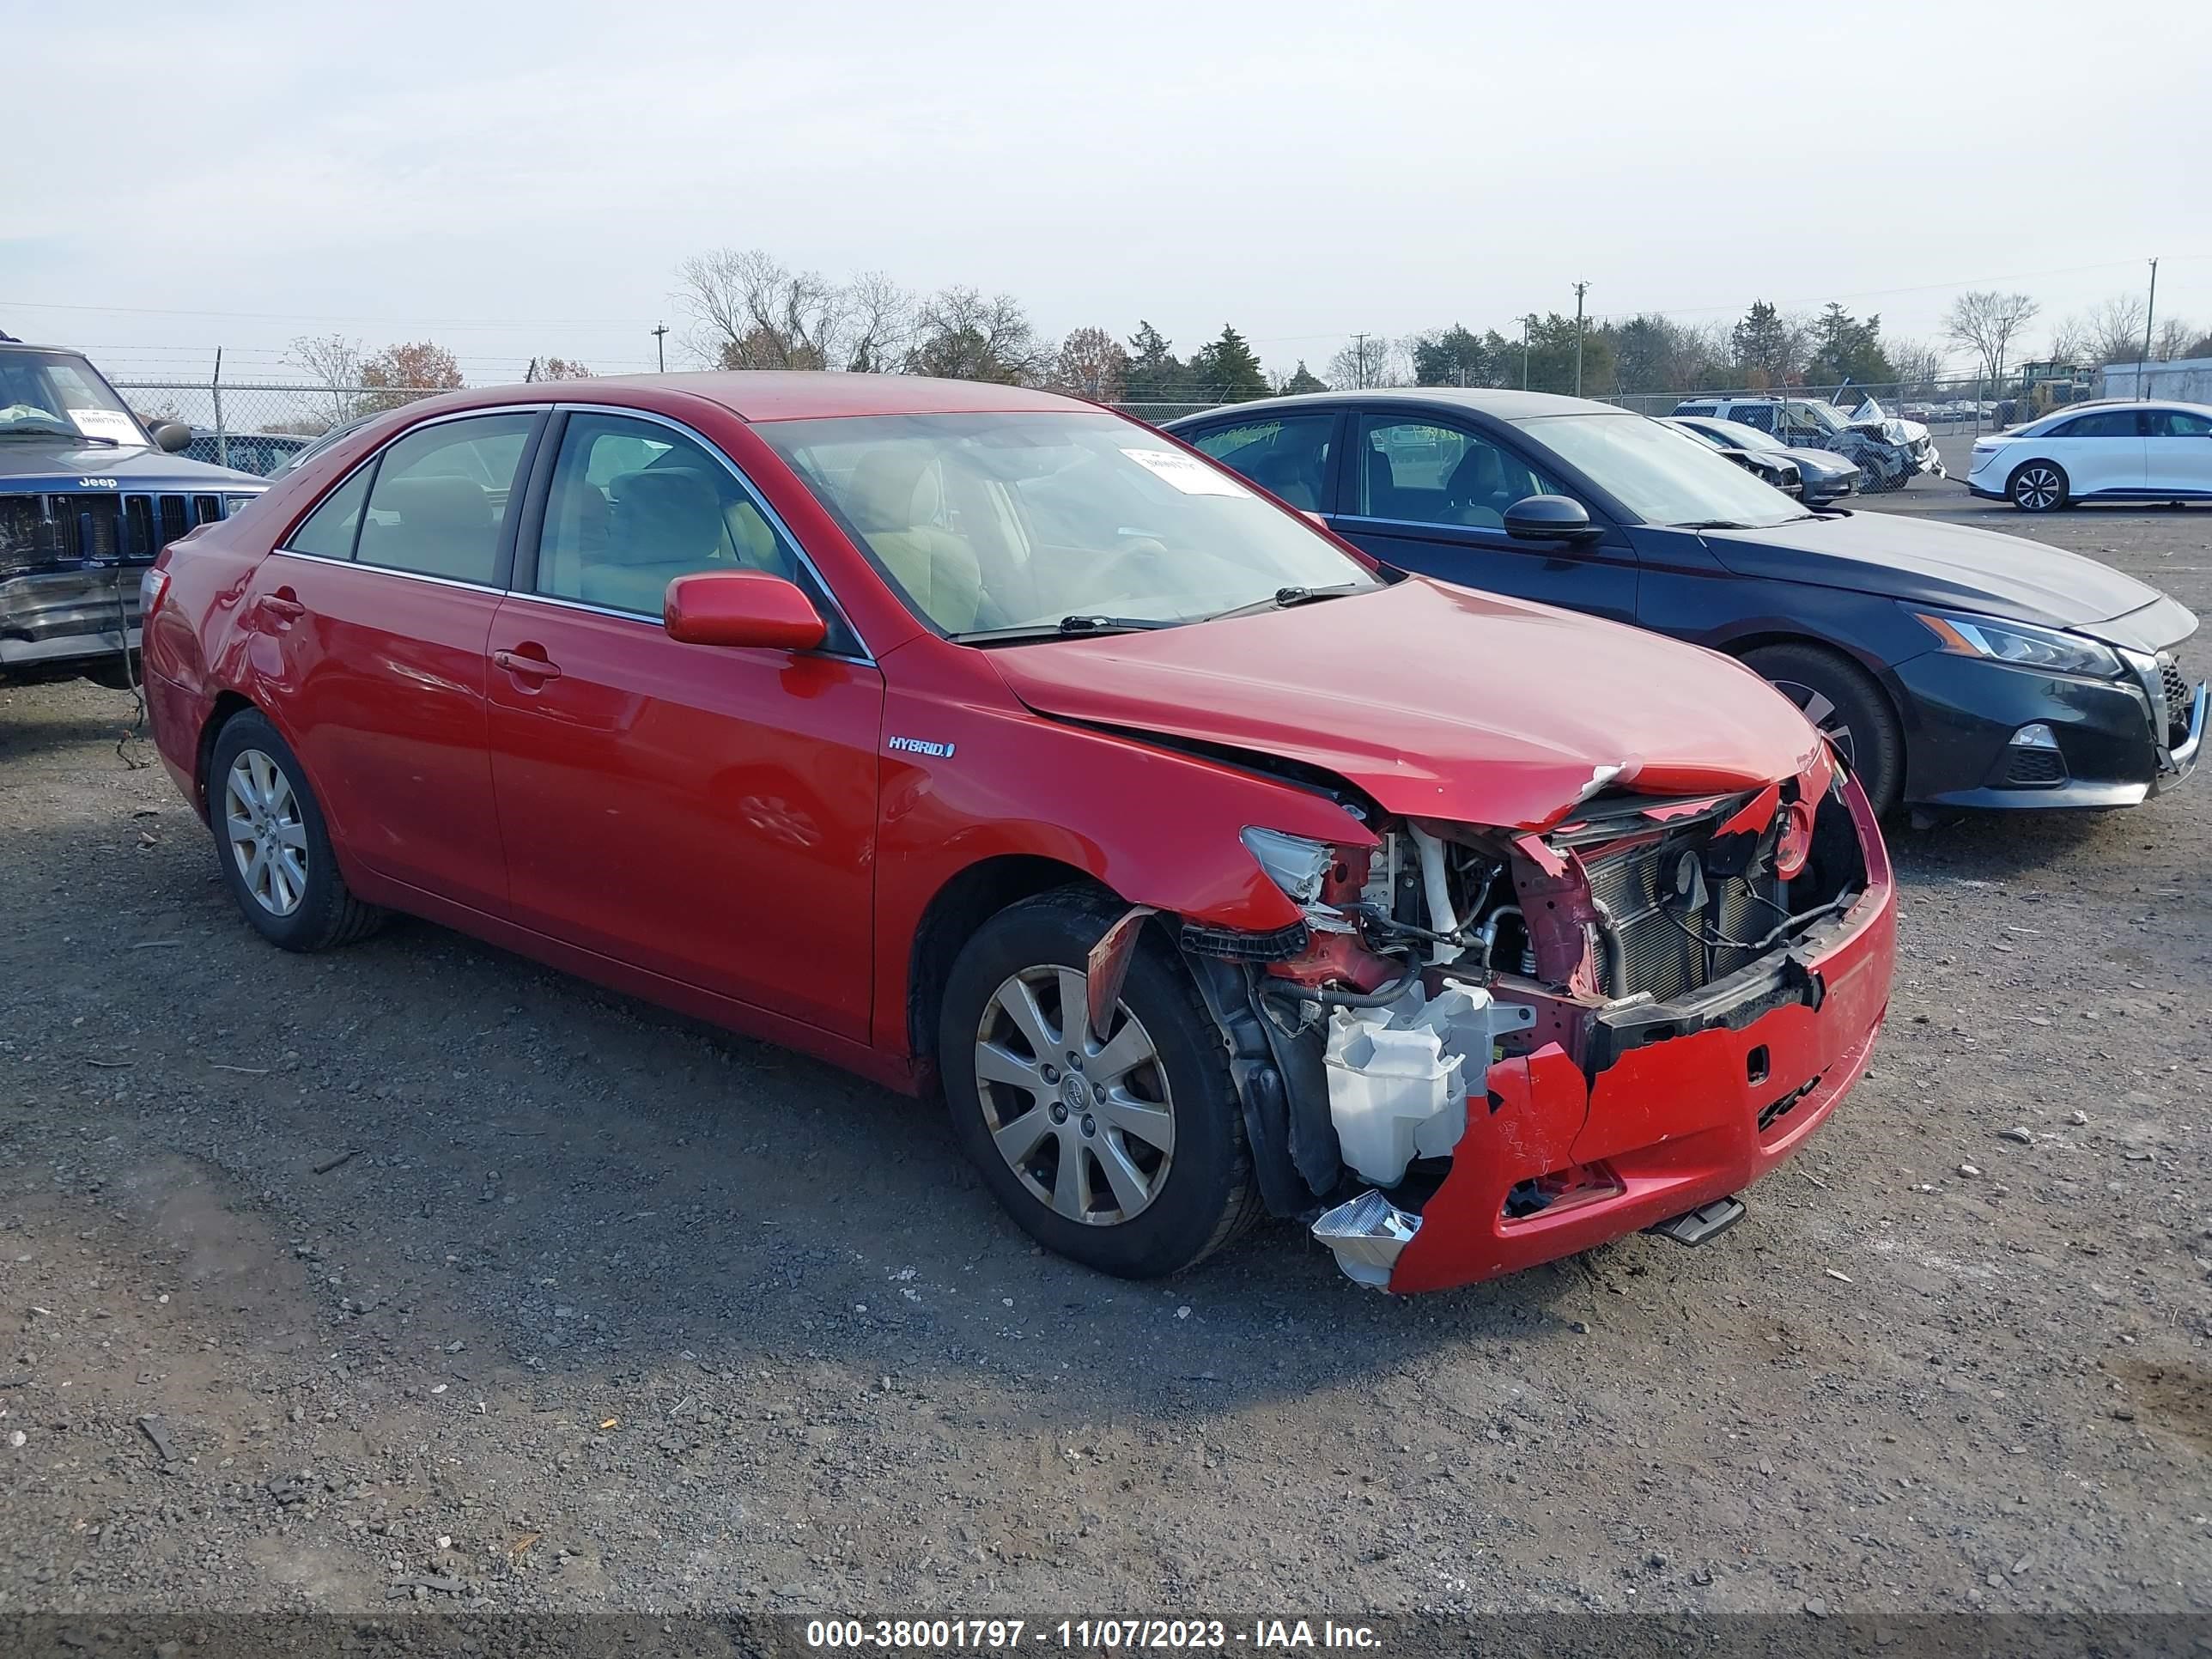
2, 489, 2209, 1622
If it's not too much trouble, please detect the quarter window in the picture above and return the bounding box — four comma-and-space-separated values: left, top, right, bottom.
1356, 417, 1561, 526
355, 413, 537, 585
1188, 416, 1334, 511
286, 466, 372, 561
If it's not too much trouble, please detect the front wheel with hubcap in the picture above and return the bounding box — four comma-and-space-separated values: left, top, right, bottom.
939, 891, 1260, 1278
207, 709, 385, 951
1741, 641, 1905, 817
2008, 460, 2068, 513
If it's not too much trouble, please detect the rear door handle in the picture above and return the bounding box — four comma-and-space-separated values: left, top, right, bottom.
492, 647, 562, 681
258, 589, 306, 622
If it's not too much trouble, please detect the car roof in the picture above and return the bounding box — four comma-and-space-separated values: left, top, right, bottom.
1168, 386, 1619, 423
378, 371, 1093, 425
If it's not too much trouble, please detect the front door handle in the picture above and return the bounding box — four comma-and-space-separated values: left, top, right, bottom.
492, 647, 562, 682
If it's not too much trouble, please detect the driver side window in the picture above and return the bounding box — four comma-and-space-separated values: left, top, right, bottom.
1356, 416, 1560, 528
533, 413, 857, 652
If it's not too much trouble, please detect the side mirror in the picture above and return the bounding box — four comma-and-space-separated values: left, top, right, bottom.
664, 568, 827, 652
151, 421, 192, 453
1503, 495, 1601, 544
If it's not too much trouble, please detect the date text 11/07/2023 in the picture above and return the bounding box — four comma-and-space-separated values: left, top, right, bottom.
802, 1618, 1385, 1650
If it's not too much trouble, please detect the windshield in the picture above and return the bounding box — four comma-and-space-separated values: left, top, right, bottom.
0, 350, 147, 445
757, 411, 1379, 638
1518, 413, 1807, 528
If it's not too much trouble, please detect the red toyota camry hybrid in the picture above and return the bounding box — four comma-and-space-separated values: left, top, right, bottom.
142, 374, 1894, 1292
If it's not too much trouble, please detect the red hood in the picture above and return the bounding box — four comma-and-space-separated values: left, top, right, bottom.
987, 579, 1824, 830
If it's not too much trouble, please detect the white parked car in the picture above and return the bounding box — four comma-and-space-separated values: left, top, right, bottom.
1967, 400, 2212, 513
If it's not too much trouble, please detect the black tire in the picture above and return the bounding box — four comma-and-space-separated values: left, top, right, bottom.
939, 890, 1261, 1279
206, 708, 385, 952
1741, 642, 1905, 817
2008, 459, 2069, 513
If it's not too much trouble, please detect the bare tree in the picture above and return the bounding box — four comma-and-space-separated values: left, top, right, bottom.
843, 270, 915, 374
2151, 317, 2197, 362
2081, 295, 2148, 366
1887, 337, 1952, 392
676, 247, 845, 370
1052, 326, 1129, 399
1942, 291, 2039, 385
2045, 316, 2092, 365
1326, 336, 1407, 389
906, 288, 1048, 384
538, 356, 594, 380
289, 332, 365, 425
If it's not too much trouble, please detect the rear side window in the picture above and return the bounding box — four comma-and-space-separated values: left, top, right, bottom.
287, 467, 372, 560
2051, 410, 2142, 439
356, 413, 537, 586
1730, 404, 1776, 433
2149, 409, 2212, 437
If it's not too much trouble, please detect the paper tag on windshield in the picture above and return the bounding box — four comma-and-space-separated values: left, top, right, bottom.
1121, 447, 1251, 496
70, 409, 144, 446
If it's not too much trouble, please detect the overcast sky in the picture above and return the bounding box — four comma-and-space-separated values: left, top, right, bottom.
9, 0, 2208, 388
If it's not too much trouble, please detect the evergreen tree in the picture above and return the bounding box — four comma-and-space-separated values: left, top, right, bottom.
1278, 360, 1327, 394
1411, 325, 1493, 386
1190, 325, 1268, 403
1805, 302, 1897, 387
1122, 321, 1184, 400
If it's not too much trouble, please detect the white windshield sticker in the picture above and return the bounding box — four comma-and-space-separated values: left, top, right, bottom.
1120, 447, 1251, 496
69, 409, 144, 446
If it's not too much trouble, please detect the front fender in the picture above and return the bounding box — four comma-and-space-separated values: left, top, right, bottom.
870, 646, 1376, 1062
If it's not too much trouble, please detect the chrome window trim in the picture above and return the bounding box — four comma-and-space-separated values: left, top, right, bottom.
542, 401, 874, 661
268, 544, 501, 596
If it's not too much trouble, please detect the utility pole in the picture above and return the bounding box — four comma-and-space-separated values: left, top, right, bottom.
1352, 332, 1370, 389
1521, 315, 1534, 390
211, 347, 227, 470
652, 322, 669, 374
1571, 282, 1589, 398
2142, 258, 2160, 392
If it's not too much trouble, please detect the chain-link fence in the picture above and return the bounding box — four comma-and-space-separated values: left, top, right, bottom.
113, 382, 455, 475
116, 362, 2144, 478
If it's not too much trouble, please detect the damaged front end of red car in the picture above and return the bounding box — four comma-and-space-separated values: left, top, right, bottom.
1172, 744, 1895, 1293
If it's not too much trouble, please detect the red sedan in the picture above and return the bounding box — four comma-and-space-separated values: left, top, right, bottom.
141, 374, 1894, 1292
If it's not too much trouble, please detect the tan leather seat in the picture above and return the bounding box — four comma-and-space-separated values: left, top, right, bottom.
842, 447, 983, 633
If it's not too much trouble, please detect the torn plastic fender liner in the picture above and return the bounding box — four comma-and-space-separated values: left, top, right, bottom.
1182, 954, 1340, 1214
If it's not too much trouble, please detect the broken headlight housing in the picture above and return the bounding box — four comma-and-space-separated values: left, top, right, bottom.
1913, 610, 2122, 678
1239, 827, 1336, 904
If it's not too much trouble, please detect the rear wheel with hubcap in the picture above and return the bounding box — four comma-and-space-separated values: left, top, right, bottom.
207, 709, 385, 951
939, 891, 1260, 1278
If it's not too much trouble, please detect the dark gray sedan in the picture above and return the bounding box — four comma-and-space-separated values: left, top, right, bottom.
1668, 414, 1860, 504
